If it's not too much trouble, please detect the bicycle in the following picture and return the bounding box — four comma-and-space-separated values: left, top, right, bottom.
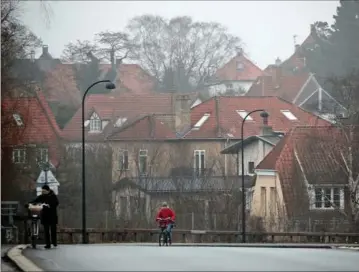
158, 218, 174, 247
26, 203, 49, 249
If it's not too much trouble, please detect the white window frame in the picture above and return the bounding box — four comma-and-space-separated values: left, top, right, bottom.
194, 150, 205, 176
281, 110, 298, 120
37, 148, 49, 163
138, 149, 148, 174
13, 113, 24, 126
236, 110, 253, 121
119, 149, 129, 170
12, 148, 26, 164
248, 161, 255, 174
89, 112, 102, 132
314, 187, 342, 209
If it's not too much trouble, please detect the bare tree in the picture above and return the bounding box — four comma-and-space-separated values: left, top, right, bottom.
95, 31, 132, 63
126, 15, 242, 92
58, 144, 114, 229
61, 40, 100, 63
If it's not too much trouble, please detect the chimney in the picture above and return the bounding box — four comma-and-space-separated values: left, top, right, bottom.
215, 96, 221, 137
295, 44, 300, 52
30, 50, 35, 62
42, 45, 49, 55
260, 114, 273, 136
174, 94, 191, 132
236, 47, 243, 57
275, 57, 282, 66
116, 58, 123, 68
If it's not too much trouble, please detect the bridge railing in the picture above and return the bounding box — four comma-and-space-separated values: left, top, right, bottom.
24, 228, 359, 244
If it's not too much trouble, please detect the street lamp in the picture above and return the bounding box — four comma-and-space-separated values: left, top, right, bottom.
82, 80, 116, 244
240, 109, 269, 243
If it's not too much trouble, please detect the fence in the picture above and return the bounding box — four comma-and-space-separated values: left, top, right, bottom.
57, 209, 355, 233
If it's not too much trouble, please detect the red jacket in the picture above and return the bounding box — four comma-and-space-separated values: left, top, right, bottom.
156, 207, 176, 224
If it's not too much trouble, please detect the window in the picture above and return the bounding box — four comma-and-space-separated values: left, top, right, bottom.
248, 161, 255, 174
236, 61, 244, 71
119, 150, 129, 170
225, 83, 233, 91
13, 114, 23, 126
260, 187, 267, 216
12, 149, 26, 164
138, 150, 147, 174
246, 189, 253, 211
36, 148, 49, 163
314, 188, 342, 209
89, 112, 102, 132
194, 150, 205, 176
193, 114, 210, 129
281, 110, 298, 120
236, 110, 253, 121
270, 187, 277, 214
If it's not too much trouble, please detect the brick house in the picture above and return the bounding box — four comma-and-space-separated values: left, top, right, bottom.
247, 25, 346, 121
252, 125, 359, 232
1, 87, 63, 201
207, 49, 263, 96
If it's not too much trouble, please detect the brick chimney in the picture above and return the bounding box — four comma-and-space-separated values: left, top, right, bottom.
174, 94, 191, 132
260, 113, 273, 136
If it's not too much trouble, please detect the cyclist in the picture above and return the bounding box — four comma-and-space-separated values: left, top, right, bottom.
156, 202, 176, 244
28, 185, 59, 249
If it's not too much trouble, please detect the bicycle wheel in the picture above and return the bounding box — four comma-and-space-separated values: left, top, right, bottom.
31, 222, 37, 249
159, 231, 166, 246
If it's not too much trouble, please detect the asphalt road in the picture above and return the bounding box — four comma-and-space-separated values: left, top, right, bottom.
23, 244, 359, 271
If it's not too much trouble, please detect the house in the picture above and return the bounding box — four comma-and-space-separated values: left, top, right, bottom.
246, 66, 345, 121
207, 49, 263, 97
251, 125, 358, 232
1, 86, 63, 200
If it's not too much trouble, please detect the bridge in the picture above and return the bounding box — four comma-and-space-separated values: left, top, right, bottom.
7, 243, 359, 271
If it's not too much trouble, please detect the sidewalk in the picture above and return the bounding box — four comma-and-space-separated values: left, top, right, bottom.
2, 245, 18, 271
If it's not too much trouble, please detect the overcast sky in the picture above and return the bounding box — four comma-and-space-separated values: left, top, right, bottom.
21, 1, 339, 69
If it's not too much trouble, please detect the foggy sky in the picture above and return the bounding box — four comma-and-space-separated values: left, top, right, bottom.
21, 1, 339, 69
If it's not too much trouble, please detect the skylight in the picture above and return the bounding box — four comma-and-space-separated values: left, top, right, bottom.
13, 113, 23, 126
114, 117, 127, 127
281, 110, 297, 120
193, 113, 210, 130
236, 110, 253, 121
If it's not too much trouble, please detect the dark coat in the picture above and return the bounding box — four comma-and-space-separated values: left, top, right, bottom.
31, 190, 59, 225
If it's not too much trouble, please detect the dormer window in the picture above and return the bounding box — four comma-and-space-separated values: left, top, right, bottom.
13, 113, 24, 126
89, 112, 101, 132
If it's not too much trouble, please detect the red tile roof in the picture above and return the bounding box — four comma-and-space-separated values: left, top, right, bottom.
107, 114, 177, 140
246, 69, 310, 102
62, 93, 174, 141
214, 54, 263, 81
256, 126, 354, 220
1, 89, 63, 166
184, 96, 331, 139
43, 63, 81, 107
99, 63, 155, 95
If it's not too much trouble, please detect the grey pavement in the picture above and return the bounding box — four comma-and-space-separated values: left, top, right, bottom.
23, 244, 359, 271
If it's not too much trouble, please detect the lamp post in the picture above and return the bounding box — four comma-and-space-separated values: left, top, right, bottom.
82, 80, 116, 244
240, 109, 269, 243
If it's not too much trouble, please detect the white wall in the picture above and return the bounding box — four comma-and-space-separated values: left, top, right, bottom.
208, 81, 253, 97
237, 139, 274, 175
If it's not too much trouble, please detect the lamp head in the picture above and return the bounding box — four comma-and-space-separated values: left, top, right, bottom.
105, 82, 116, 90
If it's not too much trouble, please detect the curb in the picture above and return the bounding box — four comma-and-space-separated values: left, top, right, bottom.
117, 243, 337, 248
7, 245, 43, 272
335, 246, 359, 252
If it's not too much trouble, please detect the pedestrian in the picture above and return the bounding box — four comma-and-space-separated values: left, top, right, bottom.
30, 185, 59, 249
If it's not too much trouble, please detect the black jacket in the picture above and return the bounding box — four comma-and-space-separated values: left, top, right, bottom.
31, 190, 59, 225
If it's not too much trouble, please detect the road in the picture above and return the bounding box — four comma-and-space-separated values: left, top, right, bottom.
23, 244, 359, 271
